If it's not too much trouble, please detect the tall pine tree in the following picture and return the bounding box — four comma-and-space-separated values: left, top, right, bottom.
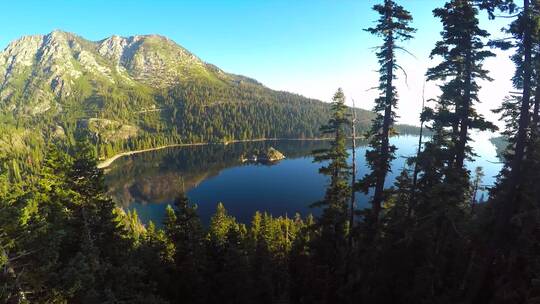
311, 88, 351, 303
421, 0, 496, 206
362, 0, 415, 229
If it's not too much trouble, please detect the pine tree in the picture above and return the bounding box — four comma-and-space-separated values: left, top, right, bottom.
289, 214, 320, 304
205, 203, 240, 303
312, 88, 350, 243
311, 88, 351, 302
489, 0, 535, 242
164, 193, 206, 303
362, 0, 415, 229
421, 0, 496, 211
207, 202, 236, 248
378, 2, 498, 300
219, 224, 252, 304
0, 156, 31, 303
137, 221, 175, 302
470, 166, 484, 213
429, 0, 496, 169
67, 140, 160, 302
386, 169, 414, 232
460, 1, 540, 302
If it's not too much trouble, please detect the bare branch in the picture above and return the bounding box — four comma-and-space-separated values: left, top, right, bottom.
395, 46, 417, 59
395, 64, 409, 88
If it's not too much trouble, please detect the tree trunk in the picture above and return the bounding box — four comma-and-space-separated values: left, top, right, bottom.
345, 101, 357, 282
469, 2, 535, 302
409, 82, 426, 219
533, 72, 540, 129
372, 29, 394, 226
496, 0, 532, 242
456, 48, 472, 169
349, 100, 357, 249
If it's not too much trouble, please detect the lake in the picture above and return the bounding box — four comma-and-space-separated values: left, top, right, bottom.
104, 134, 502, 225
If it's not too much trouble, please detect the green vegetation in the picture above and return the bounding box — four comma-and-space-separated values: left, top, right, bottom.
241, 146, 286, 163
360, 0, 416, 229
5, 0, 540, 303
0, 30, 424, 183
0, 139, 314, 303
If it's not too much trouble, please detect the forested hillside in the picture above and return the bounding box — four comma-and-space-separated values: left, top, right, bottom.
0, 31, 384, 181
5, 0, 540, 303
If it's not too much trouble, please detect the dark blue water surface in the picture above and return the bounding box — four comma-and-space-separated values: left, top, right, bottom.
104, 135, 501, 225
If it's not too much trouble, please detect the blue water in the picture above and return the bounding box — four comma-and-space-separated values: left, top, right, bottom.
104, 135, 501, 225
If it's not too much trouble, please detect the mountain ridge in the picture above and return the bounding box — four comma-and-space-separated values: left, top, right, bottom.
0, 30, 418, 171
0, 30, 334, 115
0, 30, 228, 114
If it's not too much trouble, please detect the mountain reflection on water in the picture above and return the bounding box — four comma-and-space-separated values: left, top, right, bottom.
104, 140, 332, 223
104, 136, 501, 225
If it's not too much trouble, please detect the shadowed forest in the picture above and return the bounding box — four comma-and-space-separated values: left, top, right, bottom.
3, 0, 540, 303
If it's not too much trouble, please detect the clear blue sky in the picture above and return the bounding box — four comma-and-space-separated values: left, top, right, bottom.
0, 0, 514, 126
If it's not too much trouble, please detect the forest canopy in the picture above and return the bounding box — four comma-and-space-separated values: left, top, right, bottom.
2, 0, 540, 303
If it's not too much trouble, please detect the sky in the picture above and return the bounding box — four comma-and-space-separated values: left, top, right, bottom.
0, 0, 516, 127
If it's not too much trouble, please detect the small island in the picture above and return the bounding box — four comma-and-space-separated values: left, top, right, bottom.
241, 147, 286, 163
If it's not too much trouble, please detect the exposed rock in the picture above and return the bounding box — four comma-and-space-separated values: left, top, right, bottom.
75, 49, 114, 82
79, 118, 138, 142
0, 30, 231, 115
51, 125, 66, 139
263, 147, 286, 161
241, 147, 286, 163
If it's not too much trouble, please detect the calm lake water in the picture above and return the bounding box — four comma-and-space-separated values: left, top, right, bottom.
104, 134, 502, 225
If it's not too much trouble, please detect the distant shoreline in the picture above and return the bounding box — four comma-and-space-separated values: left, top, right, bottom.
97, 134, 429, 169
96, 137, 336, 169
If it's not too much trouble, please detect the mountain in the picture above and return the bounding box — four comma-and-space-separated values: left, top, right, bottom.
0, 30, 259, 115
0, 30, 414, 172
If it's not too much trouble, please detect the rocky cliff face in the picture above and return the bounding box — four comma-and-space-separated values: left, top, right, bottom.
96, 34, 216, 86
0, 30, 229, 115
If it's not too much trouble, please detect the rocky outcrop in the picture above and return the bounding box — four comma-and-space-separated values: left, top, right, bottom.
241, 147, 286, 163
79, 118, 138, 142
264, 147, 286, 161
0, 30, 229, 115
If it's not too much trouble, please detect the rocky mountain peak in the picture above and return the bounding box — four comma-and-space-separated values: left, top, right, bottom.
0, 30, 231, 115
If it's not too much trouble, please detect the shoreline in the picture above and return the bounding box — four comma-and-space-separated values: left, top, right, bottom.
97, 134, 425, 169
96, 137, 335, 169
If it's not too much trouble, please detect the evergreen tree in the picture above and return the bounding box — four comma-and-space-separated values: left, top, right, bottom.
311, 88, 351, 303
427, 0, 496, 172
205, 203, 239, 303
289, 214, 320, 304
0, 157, 30, 303
372, 2, 497, 301
0, 140, 163, 303
218, 224, 252, 304
137, 221, 175, 302
410, 1, 498, 230
488, 0, 534, 242
470, 166, 484, 213
362, 0, 415, 229
164, 193, 206, 303
469, 1, 540, 302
